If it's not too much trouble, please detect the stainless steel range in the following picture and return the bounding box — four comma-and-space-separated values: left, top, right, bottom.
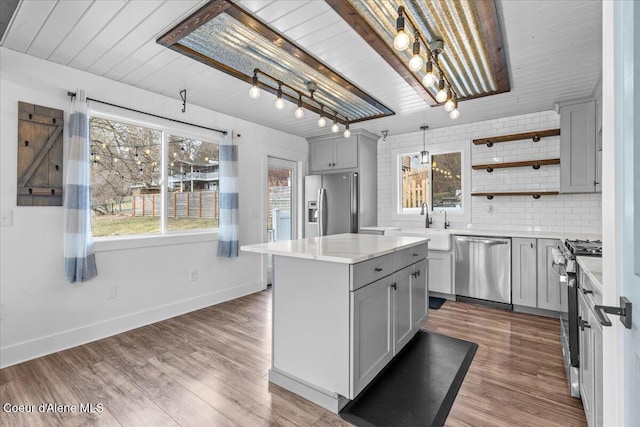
552, 239, 602, 398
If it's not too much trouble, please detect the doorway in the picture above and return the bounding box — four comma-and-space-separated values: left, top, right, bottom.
266, 157, 297, 285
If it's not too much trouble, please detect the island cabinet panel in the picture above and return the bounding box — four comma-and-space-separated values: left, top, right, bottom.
393, 266, 414, 353
272, 257, 351, 398
412, 259, 428, 329
351, 253, 393, 291
537, 238, 567, 312
351, 275, 394, 398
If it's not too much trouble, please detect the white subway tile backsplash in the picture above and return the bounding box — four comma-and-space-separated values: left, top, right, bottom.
377, 109, 602, 235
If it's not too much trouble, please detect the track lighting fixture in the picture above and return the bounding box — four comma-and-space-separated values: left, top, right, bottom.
248, 68, 352, 138
331, 114, 339, 133
317, 105, 327, 127
394, 8, 460, 120
275, 84, 285, 110
343, 120, 351, 138
294, 95, 304, 119
249, 70, 261, 99
393, 6, 411, 51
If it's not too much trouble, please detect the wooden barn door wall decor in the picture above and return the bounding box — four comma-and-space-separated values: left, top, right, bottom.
17, 102, 64, 206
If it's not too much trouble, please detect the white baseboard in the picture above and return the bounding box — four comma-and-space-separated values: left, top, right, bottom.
0, 281, 262, 368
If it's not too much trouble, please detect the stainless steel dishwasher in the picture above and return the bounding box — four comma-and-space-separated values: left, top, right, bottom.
454, 235, 512, 307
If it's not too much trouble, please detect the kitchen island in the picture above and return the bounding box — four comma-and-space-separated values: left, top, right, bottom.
241, 233, 429, 412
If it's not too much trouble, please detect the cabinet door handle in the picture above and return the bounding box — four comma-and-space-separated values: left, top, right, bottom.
417, 270, 420, 277
391, 283, 397, 290
374, 267, 383, 272
530, 242, 534, 248
412, 253, 420, 257
582, 289, 593, 295
579, 318, 591, 331
328, 163, 332, 167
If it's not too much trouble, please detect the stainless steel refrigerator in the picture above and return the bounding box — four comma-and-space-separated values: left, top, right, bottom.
304, 173, 358, 237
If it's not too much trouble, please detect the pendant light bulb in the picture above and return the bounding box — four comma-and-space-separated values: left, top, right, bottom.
444, 91, 455, 112
274, 84, 285, 110
449, 99, 460, 119
249, 72, 261, 99
343, 121, 351, 138
294, 95, 304, 119
435, 78, 448, 103
422, 60, 436, 86
408, 35, 423, 71
331, 115, 339, 133
317, 106, 327, 127
393, 7, 410, 51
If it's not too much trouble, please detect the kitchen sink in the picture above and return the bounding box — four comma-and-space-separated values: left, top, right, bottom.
386, 228, 452, 251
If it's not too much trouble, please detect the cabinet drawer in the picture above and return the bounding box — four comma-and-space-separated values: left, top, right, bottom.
392, 243, 429, 272
350, 254, 393, 291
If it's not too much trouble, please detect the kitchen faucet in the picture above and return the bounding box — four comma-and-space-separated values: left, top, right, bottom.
440, 209, 450, 229
420, 202, 432, 228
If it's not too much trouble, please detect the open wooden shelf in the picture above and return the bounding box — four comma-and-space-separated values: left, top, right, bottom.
472, 158, 560, 172
473, 129, 560, 147
472, 191, 559, 200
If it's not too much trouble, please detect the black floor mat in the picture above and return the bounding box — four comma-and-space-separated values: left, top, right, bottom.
429, 296, 446, 310
340, 331, 478, 427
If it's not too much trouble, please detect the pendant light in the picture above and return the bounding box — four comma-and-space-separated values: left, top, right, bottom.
420, 125, 429, 164
393, 6, 411, 51
450, 99, 460, 119
331, 113, 340, 133
343, 120, 351, 138
249, 70, 261, 99
408, 31, 424, 71
435, 77, 447, 103
294, 94, 304, 118
444, 90, 455, 112
274, 84, 285, 110
317, 105, 327, 127
422, 59, 436, 86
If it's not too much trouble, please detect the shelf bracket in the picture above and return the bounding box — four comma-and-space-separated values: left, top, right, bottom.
486, 142, 494, 148
532, 163, 540, 170
532, 194, 541, 199
532, 134, 541, 142
486, 167, 494, 173
486, 195, 494, 200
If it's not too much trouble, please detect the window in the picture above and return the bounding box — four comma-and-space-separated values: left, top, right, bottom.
399, 151, 463, 214
89, 115, 219, 238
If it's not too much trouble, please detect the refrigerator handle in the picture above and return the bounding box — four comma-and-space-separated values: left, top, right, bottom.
351, 173, 358, 233
318, 188, 327, 237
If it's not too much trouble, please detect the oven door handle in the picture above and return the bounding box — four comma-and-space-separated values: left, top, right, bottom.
551, 261, 568, 283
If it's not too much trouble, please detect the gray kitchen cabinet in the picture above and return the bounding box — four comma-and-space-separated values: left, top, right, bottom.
512, 238, 565, 312
512, 238, 538, 307
351, 274, 394, 397
537, 238, 567, 312
412, 259, 428, 330
578, 288, 603, 427
351, 245, 428, 398
557, 99, 597, 193
309, 137, 357, 172
428, 251, 452, 295
393, 265, 414, 353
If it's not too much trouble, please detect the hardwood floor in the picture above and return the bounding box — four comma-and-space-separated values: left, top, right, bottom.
0, 291, 586, 426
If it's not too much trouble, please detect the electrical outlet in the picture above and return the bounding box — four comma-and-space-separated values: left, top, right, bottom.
107, 285, 117, 300
1, 209, 12, 227
190, 270, 198, 281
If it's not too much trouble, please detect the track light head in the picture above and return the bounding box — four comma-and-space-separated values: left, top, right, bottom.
393, 7, 411, 51
331, 114, 339, 133
274, 84, 285, 110
294, 95, 304, 118
435, 78, 447, 103
343, 120, 351, 138
444, 90, 455, 112
249, 70, 261, 99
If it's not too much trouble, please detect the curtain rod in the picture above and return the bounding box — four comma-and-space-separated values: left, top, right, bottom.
66, 92, 227, 136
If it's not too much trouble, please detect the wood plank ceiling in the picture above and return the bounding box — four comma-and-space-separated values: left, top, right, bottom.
1, 0, 602, 139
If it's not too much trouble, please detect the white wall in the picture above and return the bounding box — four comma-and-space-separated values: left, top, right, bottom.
378, 110, 602, 234
0, 48, 307, 368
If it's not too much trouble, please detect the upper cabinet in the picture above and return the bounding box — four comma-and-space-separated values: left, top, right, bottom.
309, 137, 357, 172
556, 99, 599, 193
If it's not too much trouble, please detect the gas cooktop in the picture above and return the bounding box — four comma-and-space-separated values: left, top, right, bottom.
565, 239, 602, 257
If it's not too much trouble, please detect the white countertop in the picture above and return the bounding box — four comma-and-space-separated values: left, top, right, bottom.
577, 256, 603, 289
360, 226, 601, 242
240, 233, 429, 264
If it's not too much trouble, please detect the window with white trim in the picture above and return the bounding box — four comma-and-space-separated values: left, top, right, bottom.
89, 114, 219, 238
399, 151, 463, 214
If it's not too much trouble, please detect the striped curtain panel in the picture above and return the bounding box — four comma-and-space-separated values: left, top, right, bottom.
64, 90, 97, 282
217, 131, 239, 257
